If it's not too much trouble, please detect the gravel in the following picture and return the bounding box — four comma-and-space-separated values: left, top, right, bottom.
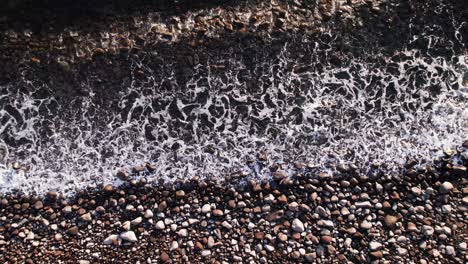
0, 1, 466, 263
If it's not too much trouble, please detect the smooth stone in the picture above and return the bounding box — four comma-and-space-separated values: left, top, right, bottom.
422, 225, 434, 236
445, 246, 456, 256
103, 234, 119, 245
369, 241, 383, 251
120, 231, 137, 242
155, 220, 165, 230
439, 182, 453, 194
292, 218, 305, 232
201, 204, 211, 213
144, 209, 154, 218
384, 215, 398, 227
355, 201, 372, 208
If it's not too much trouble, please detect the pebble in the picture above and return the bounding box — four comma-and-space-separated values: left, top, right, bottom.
315, 206, 327, 217
439, 182, 454, 194
369, 241, 383, 251
355, 201, 372, 208
33, 201, 44, 210
463, 196, 468, 205
144, 209, 154, 218
120, 231, 137, 242
360, 221, 373, 230
422, 226, 434, 236
264, 244, 275, 252
291, 219, 305, 232
131, 217, 143, 225
445, 246, 456, 256
201, 204, 211, 213
207, 236, 215, 248
212, 209, 224, 216
122, 221, 131, 230
370, 251, 383, 259
170, 241, 179, 251
384, 215, 398, 227
176, 190, 186, 198
160, 252, 170, 262
222, 221, 233, 229
68, 226, 79, 236
155, 220, 165, 230
103, 234, 119, 245
458, 242, 467, 251
178, 229, 188, 237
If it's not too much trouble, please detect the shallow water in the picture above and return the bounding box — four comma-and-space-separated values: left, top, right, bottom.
0, 2, 467, 195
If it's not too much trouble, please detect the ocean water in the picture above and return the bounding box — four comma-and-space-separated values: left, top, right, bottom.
0, 2, 466, 195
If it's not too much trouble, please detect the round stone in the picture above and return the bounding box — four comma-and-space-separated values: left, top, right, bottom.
291, 218, 305, 232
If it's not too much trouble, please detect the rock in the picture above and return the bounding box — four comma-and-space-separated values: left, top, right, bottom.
222, 221, 233, 229
458, 242, 467, 251
103, 234, 119, 245
26, 232, 35, 240
95, 206, 106, 213
120, 231, 137, 242
212, 209, 224, 216
360, 221, 372, 230
264, 244, 275, 252
463, 196, 468, 205
144, 209, 154, 218
321, 236, 333, 244
175, 190, 185, 198
445, 246, 456, 256
411, 187, 422, 195
318, 220, 334, 228
68, 226, 79, 236
273, 170, 288, 180
439, 182, 454, 194
33, 201, 43, 210
292, 218, 305, 232
47, 191, 58, 200
355, 201, 372, 208
277, 233, 288, 242
81, 213, 92, 222
178, 229, 188, 237
155, 220, 165, 230
160, 252, 170, 262
201, 250, 211, 257
315, 206, 327, 217
103, 184, 114, 192
369, 241, 383, 251
305, 253, 316, 262
397, 247, 408, 256
383, 215, 398, 227
116, 170, 129, 181
131, 217, 143, 225
441, 204, 452, 213
201, 204, 211, 213
370, 251, 383, 258
255, 232, 264, 240
422, 225, 434, 236
207, 236, 215, 248
122, 221, 131, 230
277, 194, 288, 203
62, 206, 72, 214
170, 241, 179, 251
340, 207, 350, 215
